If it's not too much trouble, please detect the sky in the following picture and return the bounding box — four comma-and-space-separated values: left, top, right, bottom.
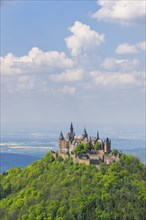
1, 0, 146, 130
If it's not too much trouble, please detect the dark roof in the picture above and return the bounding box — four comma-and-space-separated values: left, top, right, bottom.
83, 128, 88, 136
70, 122, 74, 133
59, 131, 64, 140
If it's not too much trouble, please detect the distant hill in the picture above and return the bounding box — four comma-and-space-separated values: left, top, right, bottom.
0, 153, 41, 173
0, 153, 146, 220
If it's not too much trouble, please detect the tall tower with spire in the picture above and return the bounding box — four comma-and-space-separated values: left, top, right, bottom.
70, 122, 74, 134
58, 131, 69, 154
66, 122, 75, 141
82, 128, 88, 140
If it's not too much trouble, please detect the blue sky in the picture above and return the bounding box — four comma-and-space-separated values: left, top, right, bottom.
1, 0, 145, 129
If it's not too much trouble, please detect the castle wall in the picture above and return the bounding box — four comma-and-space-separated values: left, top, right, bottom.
96, 150, 104, 155
60, 154, 69, 160
104, 155, 120, 164
74, 158, 90, 165
88, 153, 104, 161
58, 140, 69, 154
69, 144, 75, 153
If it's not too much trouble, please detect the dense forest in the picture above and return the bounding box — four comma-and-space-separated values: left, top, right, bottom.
0, 153, 146, 220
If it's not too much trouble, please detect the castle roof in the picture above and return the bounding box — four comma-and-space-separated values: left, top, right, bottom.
70, 122, 74, 133
82, 128, 88, 140
83, 128, 88, 135
59, 131, 64, 140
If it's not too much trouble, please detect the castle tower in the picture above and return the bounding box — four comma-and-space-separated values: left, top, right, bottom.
66, 122, 75, 142
58, 131, 69, 154
104, 137, 111, 153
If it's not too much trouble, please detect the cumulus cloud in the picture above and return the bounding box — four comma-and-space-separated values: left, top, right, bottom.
92, 0, 145, 25
50, 69, 84, 82
1, 47, 74, 76
1, 53, 22, 76
28, 48, 73, 68
116, 44, 139, 54
1, 22, 145, 95
102, 58, 140, 71
65, 21, 105, 56
116, 41, 146, 54
90, 71, 144, 87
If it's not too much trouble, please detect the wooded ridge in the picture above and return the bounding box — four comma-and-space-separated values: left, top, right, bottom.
0, 153, 146, 220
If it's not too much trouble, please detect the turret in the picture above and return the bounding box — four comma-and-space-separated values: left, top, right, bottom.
67, 122, 75, 141
97, 131, 99, 140
104, 137, 111, 153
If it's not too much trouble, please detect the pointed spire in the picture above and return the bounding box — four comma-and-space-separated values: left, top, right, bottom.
70, 122, 74, 133
59, 131, 64, 140
97, 131, 99, 140
106, 137, 109, 143
82, 127, 88, 139
83, 128, 87, 136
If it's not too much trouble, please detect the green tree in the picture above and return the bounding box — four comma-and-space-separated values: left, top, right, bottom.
111, 148, 119, 155
74, 143, 90, 155
94, 142, 101, 150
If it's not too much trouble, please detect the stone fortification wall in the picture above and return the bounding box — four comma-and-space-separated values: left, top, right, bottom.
88, 154, 104, 161
69, 154, 90, 165
104, 154, 120, 164
58, 152, 120, 166
95, 150, 104, 155
74, 158, 90, 165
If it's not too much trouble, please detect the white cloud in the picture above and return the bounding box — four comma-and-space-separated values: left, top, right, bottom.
1, 26, 145, 96
1, 47, 74, 76
90, 71, 144, 87
102, 58, 140, 71
116, 44, 139, 54
65, 21, 104, 56
50, 69, 84, 82
92, 0, 145, 25
28, 47, 73, 68
1, 53, 22, 76
62, 85, 76, 95
116, 41, 146, 54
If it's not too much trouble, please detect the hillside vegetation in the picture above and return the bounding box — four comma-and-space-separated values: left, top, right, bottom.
0, 153, 146, 220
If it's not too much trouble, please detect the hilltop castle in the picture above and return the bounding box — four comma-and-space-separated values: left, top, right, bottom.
58, 123, 120, 166
59, 123, 111, 155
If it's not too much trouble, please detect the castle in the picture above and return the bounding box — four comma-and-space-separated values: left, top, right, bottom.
58, 123, 120, 167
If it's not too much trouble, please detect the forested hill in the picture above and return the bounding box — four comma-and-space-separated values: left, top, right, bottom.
0, 153, 146, 220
